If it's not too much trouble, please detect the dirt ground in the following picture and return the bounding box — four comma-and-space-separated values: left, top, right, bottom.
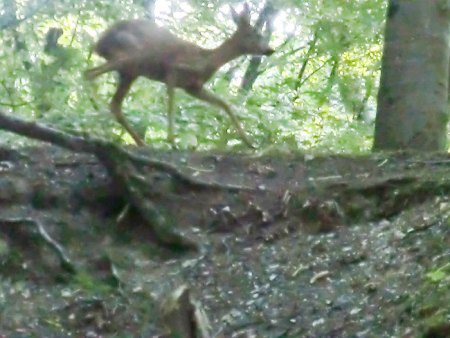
0, 145, 449, 337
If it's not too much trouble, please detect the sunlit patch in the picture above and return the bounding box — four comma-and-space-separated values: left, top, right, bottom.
154, 0, 170, 15
273, 11, 297, 36
155, 0, 193, 21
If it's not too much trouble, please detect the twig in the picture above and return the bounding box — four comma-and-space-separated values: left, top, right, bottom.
0, 217, 76, 274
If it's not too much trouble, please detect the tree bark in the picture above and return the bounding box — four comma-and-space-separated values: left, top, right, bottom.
373, 0, 450, 151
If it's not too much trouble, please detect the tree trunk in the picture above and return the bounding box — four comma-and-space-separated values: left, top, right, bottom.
143, 0, 155, 21
373, 0, 450, 151
240, 2, 276, 92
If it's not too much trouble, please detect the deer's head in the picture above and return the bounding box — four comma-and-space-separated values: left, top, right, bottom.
230, 3, 275, 56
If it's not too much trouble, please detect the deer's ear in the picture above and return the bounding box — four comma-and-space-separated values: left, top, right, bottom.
230, 5, 239, 24
241, 3, 250, 18
231, 3, 251, 25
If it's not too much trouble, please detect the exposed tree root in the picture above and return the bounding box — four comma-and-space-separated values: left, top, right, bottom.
0, 110, 253, 251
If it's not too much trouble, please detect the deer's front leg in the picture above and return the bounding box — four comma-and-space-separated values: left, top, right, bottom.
166, 73, 177, 148
186, 88, 255, 149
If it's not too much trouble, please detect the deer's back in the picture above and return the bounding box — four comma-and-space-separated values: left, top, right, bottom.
94, 19, 210, 87
95, 19, 201, 61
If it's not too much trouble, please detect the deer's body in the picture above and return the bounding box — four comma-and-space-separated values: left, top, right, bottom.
85, 5, 274, 147
95, 20, 212, 89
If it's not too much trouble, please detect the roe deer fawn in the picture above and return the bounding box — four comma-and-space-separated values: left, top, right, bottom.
85, 3, 274, 147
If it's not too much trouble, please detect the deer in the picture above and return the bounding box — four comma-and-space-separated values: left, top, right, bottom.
84, 3, 274, 148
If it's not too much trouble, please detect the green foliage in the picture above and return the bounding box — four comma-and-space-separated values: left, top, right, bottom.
74, 271, 114, 295
426, 263, 450, 283
0, 0, 387, 152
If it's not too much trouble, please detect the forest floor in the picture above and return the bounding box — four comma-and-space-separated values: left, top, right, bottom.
0, 145, 449, 337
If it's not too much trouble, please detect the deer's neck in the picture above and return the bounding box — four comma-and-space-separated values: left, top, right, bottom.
207, 37, 242, 72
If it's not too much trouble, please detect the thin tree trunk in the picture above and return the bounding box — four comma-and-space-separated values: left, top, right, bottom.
143, 0, 155, 21
240, 3, 276, 93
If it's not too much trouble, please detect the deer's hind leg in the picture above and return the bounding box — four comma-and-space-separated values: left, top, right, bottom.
110, 73, 144, 145
85, 62, 116, 80
84, 56, 133, 80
